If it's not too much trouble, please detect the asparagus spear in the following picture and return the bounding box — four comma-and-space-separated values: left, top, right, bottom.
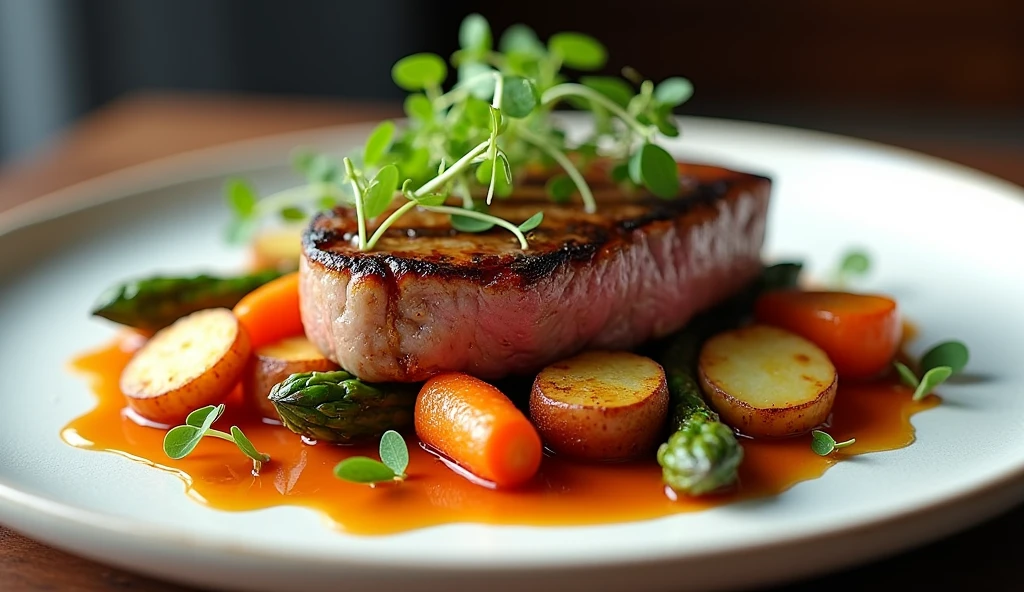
656, 262, 803, 496
91, 270, 282, 331
269, 371, 417, 444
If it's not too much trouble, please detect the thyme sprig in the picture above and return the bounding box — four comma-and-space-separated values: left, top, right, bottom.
226, 15, 693, 251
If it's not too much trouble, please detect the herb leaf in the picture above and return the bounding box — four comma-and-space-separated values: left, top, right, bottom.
501, 76, 539, 118
913, 366, 953, 401
894, 361, 921, 389
392, 53, 448, 91
404, 94, 434, 122
363, 120, 395, 166
811, 430, 856, 456
920, 341, 969, 375
546, 175, 576, 203
518, 212, 544, 232
654, 77, 694, 107
185, 404, 224, 429
580, 76, 634, 108
225, 179, 258, 219
279, 207, 306, 222
364, 164, 400, 219
548, 32, 607, 70
451, 214, 495, 232
334, 457, 398, 484
499, 24, 543, 55
379, 430, 409, 477
630, 143, 680, 199
459, 13, 492, 53
231, 426, 269, 463
163, 425, 204, 460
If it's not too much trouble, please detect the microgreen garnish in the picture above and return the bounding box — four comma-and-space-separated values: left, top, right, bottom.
334, 429, 409, 486
810, 430, 856, 456
225, 15, 691, 250
833, 249, 871, 287
894, 340, 970, 401
162, 405, 270, 475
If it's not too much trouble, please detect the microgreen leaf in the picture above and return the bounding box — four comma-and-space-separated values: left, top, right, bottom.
364, 164, 399, 219
279, 207, 306, 222
163, 426, 203, 460
392, 53, 448, 91
894, 361, 921, 389
920, 341, 969, 375
378, 430, 409, 477
458, 62, 497, 100
811, 430, 856, 456
185, 404, 224, 429
580, 76, 634, 108
518, 212, 544, 232
363, 120, 395, 166
334, 457, 398, 484
225, 179, 257, 219
654, 77, 694, 107
912, 366, 953, 401
546, 174, 576, 203
451, 214, 495, 232
548, 32, 607, 70
501, 76, 539, 118
403, 94, 434, 122
609, 162, 631, 184
499, 24, 544, 55
838, 248, 871, 281
415, 193, 447, 207
630, 143, 680, 199
230, 426, 270, 463
459, 13, 492, 53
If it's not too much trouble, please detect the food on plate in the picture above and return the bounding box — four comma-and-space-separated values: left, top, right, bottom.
698, 325, 838, 438
301, 164, 769, 383
245, 336, 339, 418
530, 351, 669, 461
91, 269, 282, 332
232, 271, 304, 349
755, 290, 901, 379
64, 15, 973, 534
268, 370, 416, 444
415, 372, 542, 488
119, 308, 250, 424
250, 226, 304, 272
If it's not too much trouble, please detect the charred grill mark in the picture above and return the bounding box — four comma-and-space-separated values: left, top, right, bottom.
303, 165, 770, 287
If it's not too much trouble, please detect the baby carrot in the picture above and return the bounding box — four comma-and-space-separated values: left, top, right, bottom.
415, 373, 542, 488
232, 271, 304, 349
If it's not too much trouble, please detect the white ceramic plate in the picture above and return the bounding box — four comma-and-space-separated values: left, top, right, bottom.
1, 116, 1022, 592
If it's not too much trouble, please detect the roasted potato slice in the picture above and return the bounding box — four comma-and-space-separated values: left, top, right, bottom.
245, 336, 338, 418
699, 325, 837, 438
530, 351, 669, 461
120, 308, 250, 424
250, 225, 303, 272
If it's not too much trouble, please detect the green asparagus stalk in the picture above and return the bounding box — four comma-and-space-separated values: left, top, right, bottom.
90, 270, 282, 331
656, 262, 803, 496
269, 371, 417, 444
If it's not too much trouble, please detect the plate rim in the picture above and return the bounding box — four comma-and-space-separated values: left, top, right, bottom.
2, 114, 1024, 578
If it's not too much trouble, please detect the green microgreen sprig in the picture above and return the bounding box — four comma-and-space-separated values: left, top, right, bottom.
162, 404, 270, 475
224, 15, 693, 252
810, 430, 856, 456
833, 248, 872, 288
334, 429, 410, 486
894, 340, 969, 401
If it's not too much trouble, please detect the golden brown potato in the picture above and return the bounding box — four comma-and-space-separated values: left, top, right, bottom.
699, 325, 837, 438
529, 351, 669, 461
244, 336, 338, 418
120, 308, 250, 424
250, 225, 303, 272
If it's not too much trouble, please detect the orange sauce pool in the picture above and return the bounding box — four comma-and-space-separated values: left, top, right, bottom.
63, 335, 937, 535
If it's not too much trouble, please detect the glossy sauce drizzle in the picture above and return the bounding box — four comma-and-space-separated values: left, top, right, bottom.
63, 335, 937, 535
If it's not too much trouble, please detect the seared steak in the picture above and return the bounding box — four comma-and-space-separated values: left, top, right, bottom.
300, 163, 770, 383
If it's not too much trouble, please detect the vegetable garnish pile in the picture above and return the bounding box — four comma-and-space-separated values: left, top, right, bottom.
76, 16, 973, 531
224, 14, 692, 251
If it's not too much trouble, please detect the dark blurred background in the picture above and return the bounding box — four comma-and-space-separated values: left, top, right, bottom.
1, 0, 1022, 163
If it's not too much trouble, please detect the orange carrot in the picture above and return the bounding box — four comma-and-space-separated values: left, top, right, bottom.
415, 373, 542, 488
755, 290, 901, 380
232, 271, 304, 349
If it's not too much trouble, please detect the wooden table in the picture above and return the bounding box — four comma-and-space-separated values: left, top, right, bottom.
1, 93, 1021, 591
